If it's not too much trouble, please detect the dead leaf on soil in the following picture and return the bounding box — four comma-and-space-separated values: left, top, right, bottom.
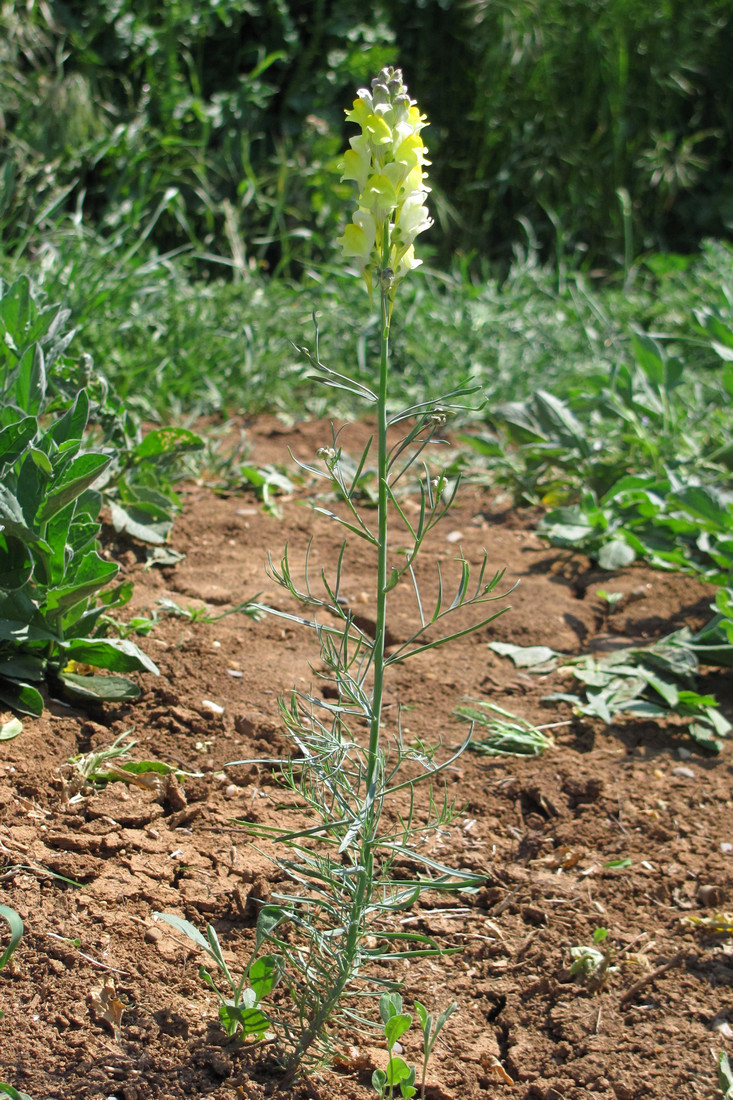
88, 978, 124, 1041
484, 1056, 514, 1084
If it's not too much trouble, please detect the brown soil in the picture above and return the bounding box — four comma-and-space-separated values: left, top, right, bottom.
2, 418, 732, 1100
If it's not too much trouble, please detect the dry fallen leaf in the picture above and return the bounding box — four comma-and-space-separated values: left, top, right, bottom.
486, 1057, 514, 1085
88, 978, 124, 1041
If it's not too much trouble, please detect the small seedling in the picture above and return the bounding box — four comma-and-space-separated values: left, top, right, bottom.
372, 994, 457, 1100
156, 596, 264, 623
596, 589, 625, 613
0, 905, 24, 977
66, 732, 199, 790
569, 927, 617, 990
372, 993, 417, 1100
153, 912, 280, 1041
414, 999, 457, 1100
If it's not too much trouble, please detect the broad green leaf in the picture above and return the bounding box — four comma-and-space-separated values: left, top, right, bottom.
380, 992, 404, 1023
109, 502, 169, 545
218, 1001, 270, 1039
598, 538, 636, 570
0, 655, 45, 682
254, 905, 285, 953
51, 389, 89, 445
488, 642, 559, 668
0, 718, 22, 741
44, 551, 119, 615
385, 1013, 412, 1046
670, 485, 732, 530
0, 679, 43, 716
0, 534, 33, 590
249, 954, 280, 1000
57, 673, 141, 702
631, 331, 665, 388
0, 417, 36, 468
36, 452, 111, 523
134, 426, 203, 459
386, 1056, 414, 1087
0, 904, 24, 971
14, 343, 46, 415
61, 636, 158, 675
372, 1069, 387, 1093
533, 389, 590, 456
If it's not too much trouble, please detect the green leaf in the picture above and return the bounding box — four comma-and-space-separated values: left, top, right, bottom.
0, 679, 43, 716
50, 389, 90, 445
14, 343, 46, 415
153, 913, 211, 955
56, 673, 141, 702
134, 426, 203, 459
36, 452, 111, 523
249, 954, 280, 1000
488, 642, 559, 668
0, 718, 22, 741
219, 1001, 270, 1039
598, 538, 636, 570
372, 1069, 387, 1094
631, 331, 665, 388
0, 904, 24, 971
0, 534, 33, 590
109, 502, 170, 545
386, 1056, 414, 1087
385, 1013, 412, 1046
44, 551, 119, 615
718, 1051, 733, 1100
0, 416, 36, 468
379, 991, 404, 1024
61, 636, 158, 675
670, 485, 732, 530
254, 905, 285, 954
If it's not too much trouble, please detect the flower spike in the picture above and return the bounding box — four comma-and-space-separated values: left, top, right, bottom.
338, 67, 432, 305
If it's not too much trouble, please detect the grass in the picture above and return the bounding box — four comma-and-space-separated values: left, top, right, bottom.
2, 228, 730, 428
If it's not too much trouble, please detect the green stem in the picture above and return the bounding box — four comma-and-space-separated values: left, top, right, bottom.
282, 244, 391, 1082
365, 234, 391, 813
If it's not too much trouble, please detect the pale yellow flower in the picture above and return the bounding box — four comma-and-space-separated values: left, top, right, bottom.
338, 67, 432, 299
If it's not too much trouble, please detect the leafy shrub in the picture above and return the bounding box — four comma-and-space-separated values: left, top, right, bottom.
0, 275, 160, 714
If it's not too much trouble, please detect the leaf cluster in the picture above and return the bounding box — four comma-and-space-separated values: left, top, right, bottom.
0, 276, 176, 712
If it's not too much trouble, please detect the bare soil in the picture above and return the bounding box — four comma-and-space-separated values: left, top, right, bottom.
2, 418, 732, 1100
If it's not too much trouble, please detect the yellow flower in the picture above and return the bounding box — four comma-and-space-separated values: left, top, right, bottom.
338, 67, 432, 298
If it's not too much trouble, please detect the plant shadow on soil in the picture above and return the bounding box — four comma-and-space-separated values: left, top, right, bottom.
1, 418, 732, 1100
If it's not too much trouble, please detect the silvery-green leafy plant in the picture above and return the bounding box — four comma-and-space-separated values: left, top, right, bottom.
161, 67, 510, 1080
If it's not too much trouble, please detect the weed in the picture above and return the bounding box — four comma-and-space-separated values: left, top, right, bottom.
569, 928, 617, 991
454, 701, 561, 757
160, 68, 511, 1083
0, 904, 23, 977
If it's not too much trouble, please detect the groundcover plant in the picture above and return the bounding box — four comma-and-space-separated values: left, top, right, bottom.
158, 67, 511, 1085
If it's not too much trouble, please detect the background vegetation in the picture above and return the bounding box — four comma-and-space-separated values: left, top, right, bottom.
1, 0, 731, 275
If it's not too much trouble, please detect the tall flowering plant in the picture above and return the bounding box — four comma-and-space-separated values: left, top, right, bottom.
158, 68, 510, 1086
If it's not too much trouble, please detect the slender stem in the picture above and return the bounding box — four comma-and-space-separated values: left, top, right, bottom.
364, 231, 391, 813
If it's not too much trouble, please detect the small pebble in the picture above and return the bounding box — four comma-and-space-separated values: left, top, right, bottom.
201, 699, 224, 715
671, 766, 695, 779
